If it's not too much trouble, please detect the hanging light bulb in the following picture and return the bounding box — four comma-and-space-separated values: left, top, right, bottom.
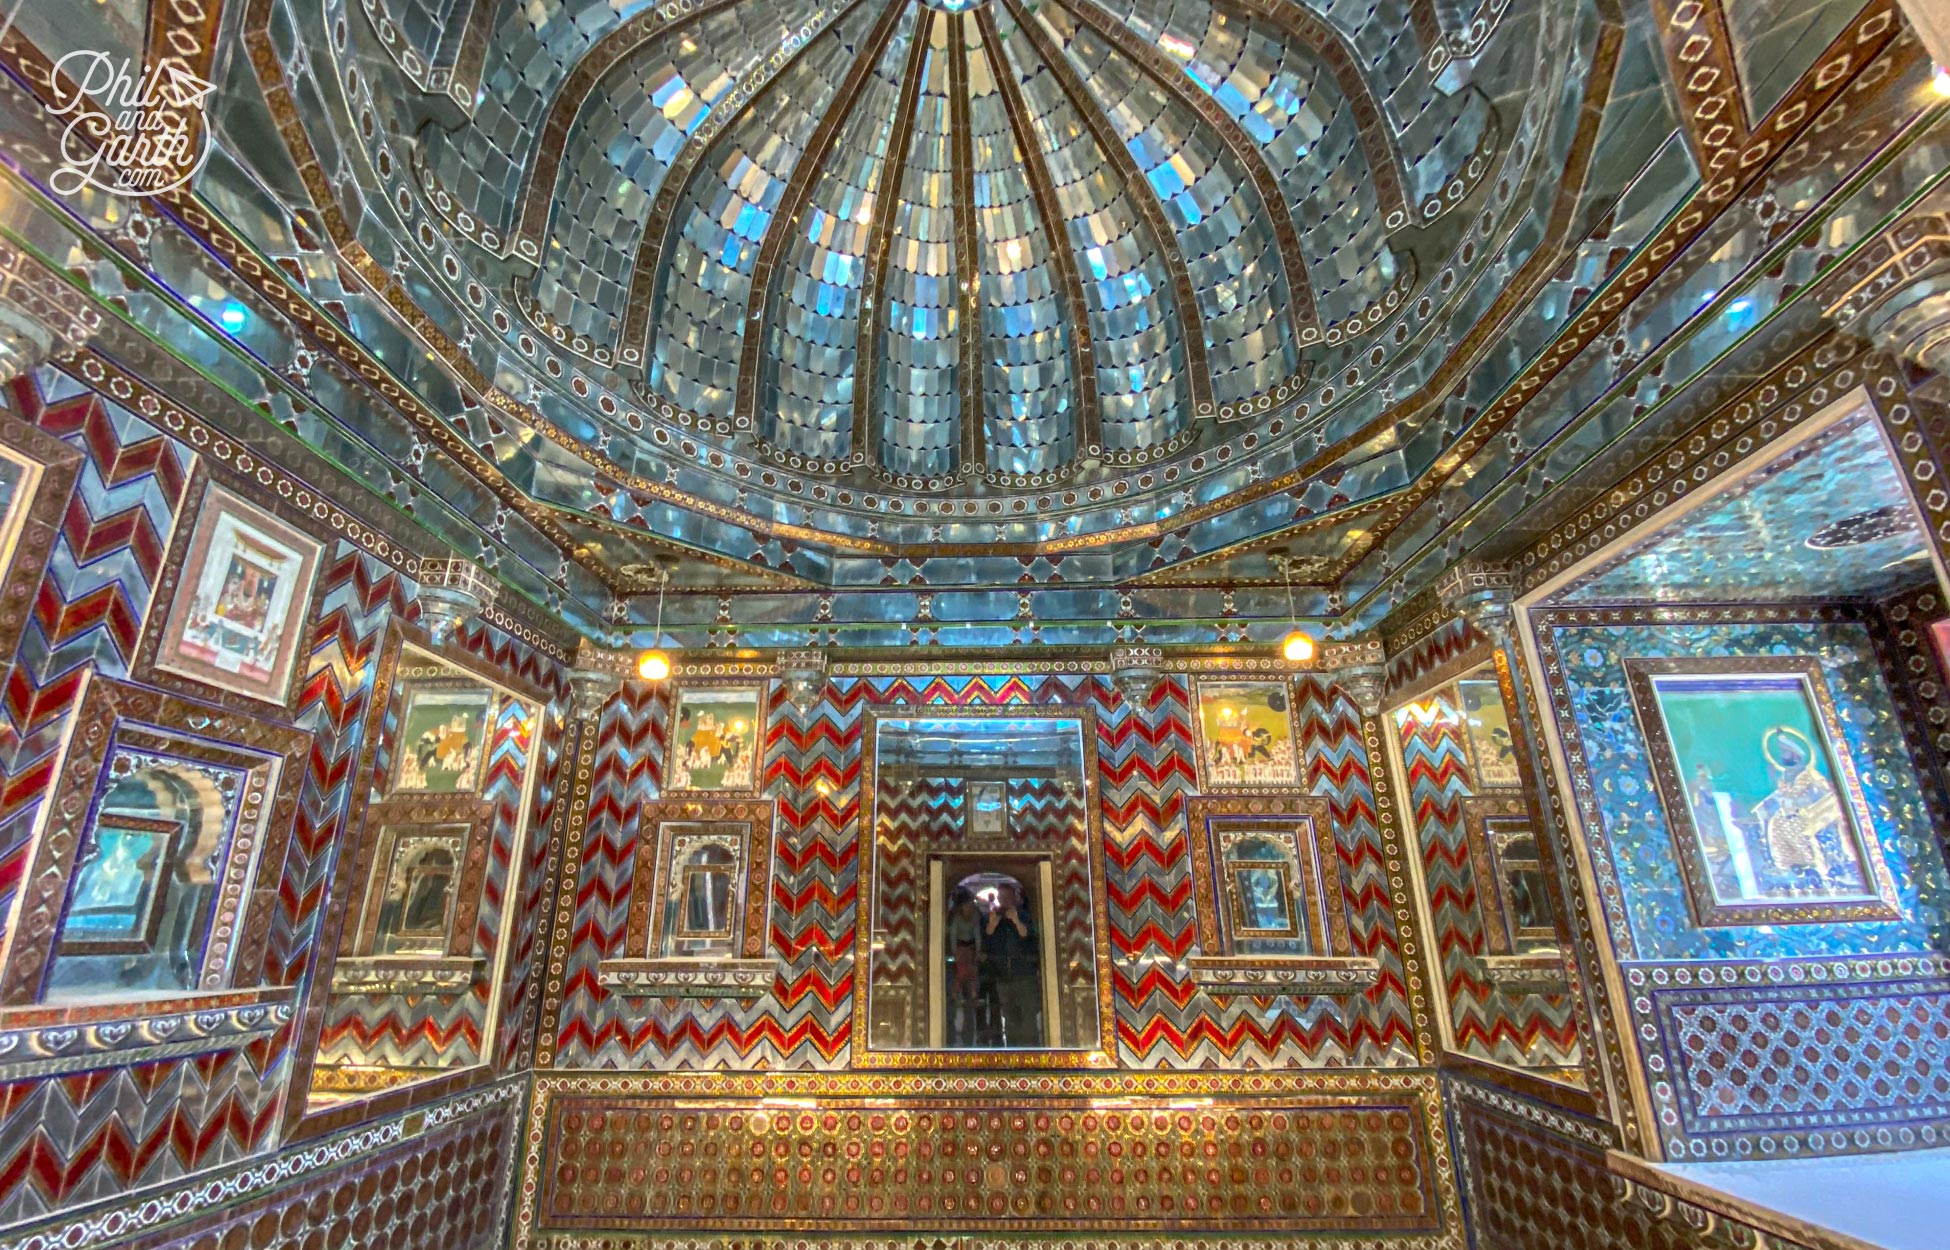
636, 566, 673, 682
1935, 64, 1950, 97
1273, 552, 1316, 665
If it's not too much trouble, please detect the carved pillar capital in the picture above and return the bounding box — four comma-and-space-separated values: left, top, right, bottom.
777, 649, 829, 715
1822, 205, 1950, 385
1437, 561, 1517, 650
0, 241, 97, 385
1108, 645, 1165, 713
1316, 635, 1387, 718
416, 557, 498, 646
567, 638, 629, 715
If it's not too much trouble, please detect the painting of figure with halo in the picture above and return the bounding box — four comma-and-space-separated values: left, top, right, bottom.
1629, 659, 1896, 925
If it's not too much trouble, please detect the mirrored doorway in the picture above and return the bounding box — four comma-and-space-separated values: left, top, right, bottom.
930, 858, 1060, 1049
855, 711, 1113, 1066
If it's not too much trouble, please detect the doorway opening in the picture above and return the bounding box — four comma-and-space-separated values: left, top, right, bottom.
929, 856, 1059, 1049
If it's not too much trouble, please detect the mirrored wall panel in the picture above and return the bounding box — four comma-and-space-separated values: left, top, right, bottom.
857, 714, 1110, 1065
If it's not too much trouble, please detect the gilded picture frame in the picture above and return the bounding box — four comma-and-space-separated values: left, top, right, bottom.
664, 684, 767, 794
353, 822, 478, 958
965, 778, 1007, 839
1460, 795, 1560, 956
1455, 670, 1522, 790
1190, 677, 1303, 792
1624, 655, 1901, 927
390, 680, 494, 795
0, 675, 310, 1007
625, 802, 777, 963
853, 707, 1116, 1069
1186, 800, 1347, 960
150, 482, 325, 708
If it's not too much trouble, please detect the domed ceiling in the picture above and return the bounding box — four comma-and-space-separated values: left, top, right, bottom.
111, 0, 1897, 645
400, 0, 1519, 488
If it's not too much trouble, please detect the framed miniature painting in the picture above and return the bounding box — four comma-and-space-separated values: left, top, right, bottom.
966, 779, 1006, 838
1192, 679, 1300, 791
667, 685, 764, 792
1456, 672, 1522, 789
1624, 656, 1899, 926
392, 683, 493, 794
154, 486, 323, 705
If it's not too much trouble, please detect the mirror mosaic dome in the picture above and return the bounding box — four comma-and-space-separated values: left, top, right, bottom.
379, 0, 1547, 505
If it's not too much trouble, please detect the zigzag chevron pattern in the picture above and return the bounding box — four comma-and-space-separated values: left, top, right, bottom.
1395, 697, 1580, 1068
0, 1039, 287, 1226
500, 663, 568, 1067
0, 373, 289, 1228
1110, 677, 1418, 1068
0, 374, 185, 953
0, 369, 570, 1230
317, 700, 535, 1070
1385, 618, 1487, 700
269, 545, 409, 988
552, 673, 1419, 1070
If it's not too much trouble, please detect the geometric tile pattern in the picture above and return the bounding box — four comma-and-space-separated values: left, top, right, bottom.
0, 375, 188, 961
544, 671, 1421, 1070
1450, 1077, 1778, 1250
113, 1101, 515, 1250
0, 1045, 286, 1228
0, 376, 259, 1229
0, 372, 567, 1231
1383, 617, 1487, 703
1535, 606, 1950, 1157
1642, 964, 1950, 1151
7, 1083, 524, 1250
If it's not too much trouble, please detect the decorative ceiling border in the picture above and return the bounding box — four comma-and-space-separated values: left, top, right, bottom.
0, 0, 1911, 624
60, 351, 579, 657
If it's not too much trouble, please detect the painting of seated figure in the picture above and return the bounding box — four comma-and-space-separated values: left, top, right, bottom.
1625, 656, 1901, 926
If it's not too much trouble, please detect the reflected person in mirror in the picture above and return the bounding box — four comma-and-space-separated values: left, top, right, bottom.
984, 882, 1042, 1047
